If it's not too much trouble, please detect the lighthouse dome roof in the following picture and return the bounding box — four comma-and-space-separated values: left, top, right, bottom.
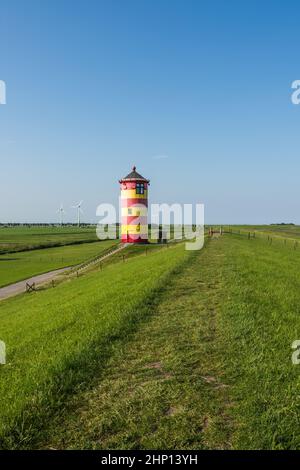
120, 166, 150, 183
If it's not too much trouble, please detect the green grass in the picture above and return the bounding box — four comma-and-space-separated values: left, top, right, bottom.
223, 224, 300, 242
0, 242, 188, 449
219, 234, 300, 449
42, 237, 232, 450
86, 242, 174, 270
0, 240, 117, 287
0, 226, 98, 254
2, 232, 300, 449
41, 235, 300, 450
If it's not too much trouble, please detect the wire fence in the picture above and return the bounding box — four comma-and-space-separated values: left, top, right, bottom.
212, 226, 300, 251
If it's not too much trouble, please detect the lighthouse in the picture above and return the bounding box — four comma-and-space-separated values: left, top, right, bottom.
119, 166, 150, 243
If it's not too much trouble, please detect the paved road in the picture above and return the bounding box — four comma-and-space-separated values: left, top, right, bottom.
0, 267, 71, 301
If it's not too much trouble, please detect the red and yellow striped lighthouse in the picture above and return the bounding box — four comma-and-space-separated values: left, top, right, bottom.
119, 166, 150, 243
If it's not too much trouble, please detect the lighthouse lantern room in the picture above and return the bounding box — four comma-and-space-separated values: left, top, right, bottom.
119, 166, 150, 243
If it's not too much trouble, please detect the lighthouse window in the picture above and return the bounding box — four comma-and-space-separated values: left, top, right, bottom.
128, 208, 132, 215
136, 183, 144, 194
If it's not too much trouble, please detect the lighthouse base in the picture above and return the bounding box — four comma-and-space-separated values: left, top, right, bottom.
121, 235, 148, 244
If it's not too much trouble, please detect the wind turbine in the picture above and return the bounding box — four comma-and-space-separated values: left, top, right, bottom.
56, 204, 65, 227
71, 200, 83, 227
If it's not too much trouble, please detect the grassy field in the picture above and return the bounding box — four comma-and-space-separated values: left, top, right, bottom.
0, 226, 98, 254
43, 234, 300, 450
0, 240, 117, 287
1, 230, 300, 449
241, 224, 300, 237
42, 237, 230, 450
223, 224, 300, 242
0, 242, 188, 449
219, 234, 300, 449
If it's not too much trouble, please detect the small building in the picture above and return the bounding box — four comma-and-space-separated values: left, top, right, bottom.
119, 166, 150, 243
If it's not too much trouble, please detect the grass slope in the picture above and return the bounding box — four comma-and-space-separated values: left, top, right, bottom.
0, 243, 188, 449
2, 234, 300, 449
0, 240, 117, 287
44, 234, 300, 450
42, 237, 232, 450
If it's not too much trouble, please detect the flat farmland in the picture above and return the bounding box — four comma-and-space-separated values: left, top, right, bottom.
226, 224, 300, 241
0, 226, 99, 254
0, 240, 117, 287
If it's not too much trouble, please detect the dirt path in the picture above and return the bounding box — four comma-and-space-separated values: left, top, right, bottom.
0, 267, 71, 301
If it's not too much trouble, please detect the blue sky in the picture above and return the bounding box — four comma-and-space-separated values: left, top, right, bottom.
1, 0, 300, 224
